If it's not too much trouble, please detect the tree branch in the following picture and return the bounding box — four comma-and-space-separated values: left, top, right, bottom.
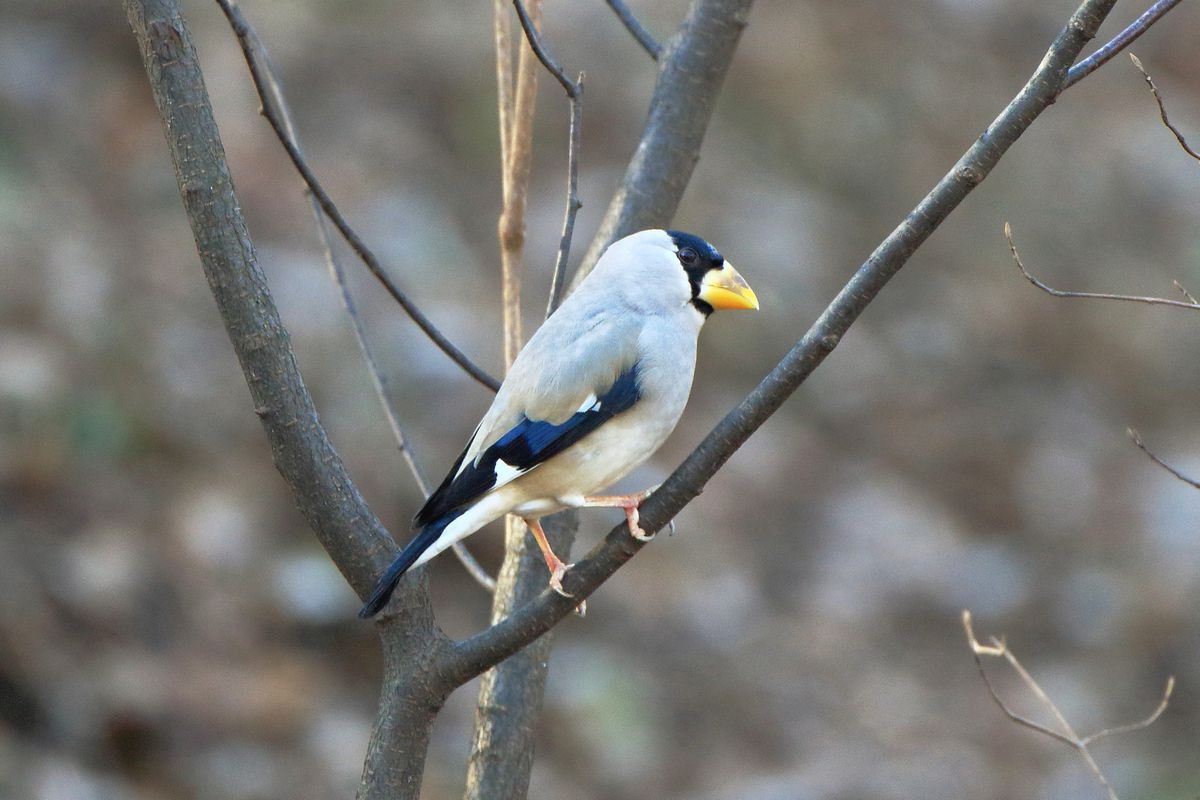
963, 611, 1175, 800
213, 0, 500, 392
126, 4, 456, 798
605, 0, 662, 59
466, 3, 588, 797
1006, 222, 1200, 310
574, 0, 754, 284
222, 1, 495, 593
1063, 0, 1185, 90
1128, 428, 1200, 489
441, 0, 1126, 685
1129, 52, 1200, 161
505, 0, 586, 317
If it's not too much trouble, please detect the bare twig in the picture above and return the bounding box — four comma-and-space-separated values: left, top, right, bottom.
963, 612, 1175, 800
1128, 428, 1200, 489
213, 0, 500, 393
1129, 52, 1200, 162
1006, 222, 1200, 311
547, 81, 584, 318
605, 0, 662, 59
220, 2, 495, 594
1064, 0, 1185, 90
1173, 280, 1198, 305
507, 0, 586, 317
441, 0, 1128, 687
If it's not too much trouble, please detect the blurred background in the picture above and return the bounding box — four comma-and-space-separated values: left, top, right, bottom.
2, 0, 1199, 798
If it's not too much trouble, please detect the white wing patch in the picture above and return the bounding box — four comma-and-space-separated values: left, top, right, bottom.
576, 393, 600, 414
493, 458, 526, 486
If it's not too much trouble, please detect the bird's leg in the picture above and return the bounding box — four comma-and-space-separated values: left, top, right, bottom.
523, 517, 576, 599
578, 489, 656, 542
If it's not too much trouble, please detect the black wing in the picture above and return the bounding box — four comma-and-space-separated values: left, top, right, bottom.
413, 362, 642, 528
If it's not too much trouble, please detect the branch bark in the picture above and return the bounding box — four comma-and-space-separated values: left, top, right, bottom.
124, 3, 453, 798
574, 0, 754, 285
440, 0, 1123, 685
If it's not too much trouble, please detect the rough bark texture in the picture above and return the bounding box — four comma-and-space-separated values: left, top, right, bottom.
465, 511, 578, 800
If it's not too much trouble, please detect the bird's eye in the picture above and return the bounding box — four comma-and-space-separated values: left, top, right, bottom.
679, 247, 698, 265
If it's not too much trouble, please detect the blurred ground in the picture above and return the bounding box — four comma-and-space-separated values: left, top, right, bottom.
2, 0, 1199, 798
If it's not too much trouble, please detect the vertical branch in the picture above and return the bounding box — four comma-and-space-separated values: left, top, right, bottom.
123, 4, 452, 799
467, 3, 580, 798
574, 0, 754, 285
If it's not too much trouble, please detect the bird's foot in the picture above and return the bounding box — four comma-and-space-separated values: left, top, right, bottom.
579, 490, 659, 542
548, 560, 576, 597
625, 506, 654, 542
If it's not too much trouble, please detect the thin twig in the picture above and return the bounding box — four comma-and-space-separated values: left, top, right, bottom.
547, 79, 583, 318
213, 0, 500, 393
605, 0, 661, 59
1082, 676, 1175, 745
512, 0, 581, 98
963, 612, 1174, 800
1128, 428, 1200, 489
1006, 222, 1200, 311
220, 1, 495, 593
508, 0, 585, 318
1129, 53, 1200, 162
1174, 281, 1198, 305
1063, 0, 1185, 90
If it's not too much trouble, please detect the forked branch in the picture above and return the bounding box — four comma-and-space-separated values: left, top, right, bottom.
963, 611, 1174, 800
1063, 0, 1186, 89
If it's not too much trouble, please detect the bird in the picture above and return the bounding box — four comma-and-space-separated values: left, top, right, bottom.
359, 229, 758, 618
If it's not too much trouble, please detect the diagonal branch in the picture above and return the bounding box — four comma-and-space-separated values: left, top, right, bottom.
1129, 52, 1200, 162
214, 0, 500, 392
605, 0, 662, 59
1063, 0, 1186, 90
442, 0, 1128, 684
1128, 428, 1200, 489
218, 0, 495, 593
1006, 222, 1200, 310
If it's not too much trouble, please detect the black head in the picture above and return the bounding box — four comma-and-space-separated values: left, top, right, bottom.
667, 230, 725, 315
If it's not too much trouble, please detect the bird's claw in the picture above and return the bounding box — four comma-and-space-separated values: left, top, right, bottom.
548, 562, 587, 616
549, 562, 576, 598
625, 506, 655, 542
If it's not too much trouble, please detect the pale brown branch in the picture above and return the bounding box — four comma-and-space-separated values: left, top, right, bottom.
963, 611, 1175, 800
1128, 428, 1200, 489
1082, 676, 1175, 746
1173, 280, 1198, 305
213, 0, 500, 392
1006, 222, 1200, 311
219, 0, 495, 594
1129, 52, 1200, 162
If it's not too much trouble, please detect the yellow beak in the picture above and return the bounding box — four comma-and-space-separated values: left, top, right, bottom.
698, 262, 759, 311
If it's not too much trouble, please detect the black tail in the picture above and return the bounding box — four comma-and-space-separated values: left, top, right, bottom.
358, 513, 460, 618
